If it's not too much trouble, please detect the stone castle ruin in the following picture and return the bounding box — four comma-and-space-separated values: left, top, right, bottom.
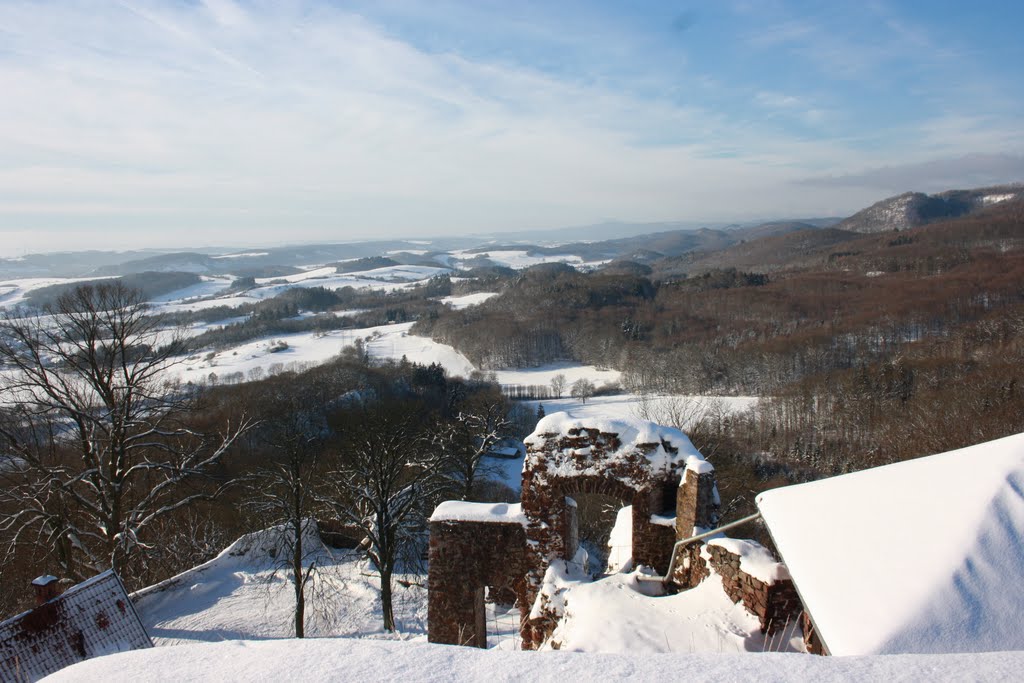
427, 414, 804, 650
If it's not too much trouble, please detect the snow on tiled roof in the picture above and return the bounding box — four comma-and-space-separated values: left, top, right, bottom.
756, 432, 1024, 656
0, 569, 152, 682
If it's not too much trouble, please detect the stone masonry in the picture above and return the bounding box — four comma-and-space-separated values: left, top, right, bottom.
519, 426, 685, 647
427, 519, 527, 648
703, 543, 802, 635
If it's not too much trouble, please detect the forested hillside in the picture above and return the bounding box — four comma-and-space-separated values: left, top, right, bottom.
416, 199, 1024, 507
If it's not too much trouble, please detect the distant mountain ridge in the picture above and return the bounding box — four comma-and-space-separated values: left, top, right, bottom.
836, 185, 1024, 234
0, 183, 1019, 280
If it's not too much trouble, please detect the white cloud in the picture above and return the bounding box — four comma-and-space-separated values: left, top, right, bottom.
0, 1, 1020, 255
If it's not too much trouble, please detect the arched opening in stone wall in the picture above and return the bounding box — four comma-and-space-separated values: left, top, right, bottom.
552, 477, 654, 577
569, 492, 629, 575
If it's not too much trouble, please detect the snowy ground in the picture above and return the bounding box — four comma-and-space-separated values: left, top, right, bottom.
174, 327, 378, 383
438, 292, 499, 309
546, 570, 802, 654
450, 249, 584, 269
44, 636, 1024, 682
133, 527, 428, 646
498, 362, 622, 391
529, 394, 758, 429
169, 320, 639, 396
363, 322, 477, 377
148, 276, 235, 304
0, 276, 120, 309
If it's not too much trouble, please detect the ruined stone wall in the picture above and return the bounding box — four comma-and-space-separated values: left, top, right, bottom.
705, 543, 802, 634
521, 427, 682, 587
430, 419, 715, 650
670, 542, 711, 589
636, 518, 677, 574
675, 469, 719, 538
669, 468, 721, 589
427, 520, 526, 648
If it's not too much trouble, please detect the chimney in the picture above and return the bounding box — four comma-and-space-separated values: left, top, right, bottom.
31, 575, 62, 606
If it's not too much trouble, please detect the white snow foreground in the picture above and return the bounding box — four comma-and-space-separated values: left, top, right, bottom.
42, 638, 1024, 682
540, 564, 802, 655
131, 524, 427, 645
757, 431, 1024, 656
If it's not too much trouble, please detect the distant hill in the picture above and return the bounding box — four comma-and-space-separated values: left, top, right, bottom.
674, 227, 861, 275
473, 221, 828, 267
836, 185, 1024, 234
24, 271, 202, 310
91, 240, 475, 278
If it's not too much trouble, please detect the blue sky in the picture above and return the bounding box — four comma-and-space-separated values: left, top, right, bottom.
1, 0, 1022, 254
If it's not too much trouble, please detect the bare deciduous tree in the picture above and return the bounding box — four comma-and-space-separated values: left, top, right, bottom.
245, 389, 328, 638
0, 283, 252, 584
570, 378, 595, 404
550, 374, 567, 399
438, 390, 513, 500
322, 403, 447, 631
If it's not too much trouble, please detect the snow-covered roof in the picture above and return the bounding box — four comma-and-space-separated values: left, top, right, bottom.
756, 432, 1024, 656
0, 569, 152, 681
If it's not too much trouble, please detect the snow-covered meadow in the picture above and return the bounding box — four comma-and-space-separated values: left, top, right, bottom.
132, 526, 428, 646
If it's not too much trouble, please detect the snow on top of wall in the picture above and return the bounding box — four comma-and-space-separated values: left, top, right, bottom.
429, 501, 527, 525
685, 455, 715, 475
706, 538, 790, 583
525, 413, 705, 480
757, 431, 1024, 656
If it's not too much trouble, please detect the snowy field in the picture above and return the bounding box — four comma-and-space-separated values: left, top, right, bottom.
0, 276, 120, 309
0, 262, 453, 314
498, 362, 622, 391
148, 276, 235, 304
169, 320, 638, 397
528, 394, 758, 428
174, 327, 372, 384
439, 291, 499, 309
450, 249, 584, 269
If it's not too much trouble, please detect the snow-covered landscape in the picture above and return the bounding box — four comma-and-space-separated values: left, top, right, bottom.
3, 222, 1024, 682
3, 0, 1024, 677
